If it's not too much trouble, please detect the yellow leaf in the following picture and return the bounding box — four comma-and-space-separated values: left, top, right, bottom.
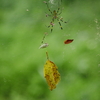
44, 52, 60, 91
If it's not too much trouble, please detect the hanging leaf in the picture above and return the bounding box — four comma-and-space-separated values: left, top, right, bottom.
64, 39, 74, 44
44, 52, 60, 90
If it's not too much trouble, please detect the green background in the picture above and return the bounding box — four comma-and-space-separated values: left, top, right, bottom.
0, 0, 100, 100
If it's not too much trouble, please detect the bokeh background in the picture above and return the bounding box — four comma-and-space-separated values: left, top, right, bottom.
0, 0, 100, 100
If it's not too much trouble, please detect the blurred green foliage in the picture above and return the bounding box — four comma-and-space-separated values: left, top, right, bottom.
0, 0, 100, 100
